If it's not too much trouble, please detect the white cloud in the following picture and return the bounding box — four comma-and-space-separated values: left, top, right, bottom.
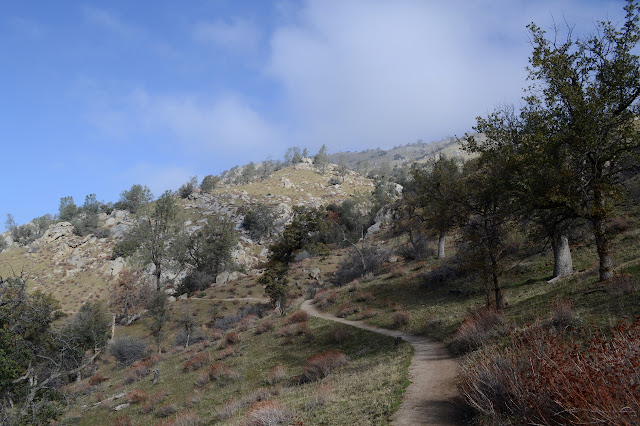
83, 6, 137, 38
193, 18, 261, 52
267, 0, 627, 150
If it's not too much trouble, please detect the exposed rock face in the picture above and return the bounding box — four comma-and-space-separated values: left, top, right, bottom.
40, 222, 74, 244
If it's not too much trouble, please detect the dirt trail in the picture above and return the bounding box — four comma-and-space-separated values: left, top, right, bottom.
301, 300, 466, 425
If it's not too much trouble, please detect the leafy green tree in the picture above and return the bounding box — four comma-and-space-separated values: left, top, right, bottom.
58, 196, 77, 222
134, 191, 182, 290
145, 291, 170, 354
178, 176, 198, 199
117, 184, 153, 213
259, 207, 327, 311
200, 174, 220, 193
174, 215, 238, 294
242, 203, 277, 241
72, 194, 100, 236
284, 147, 303, 165
411, 156, 466, 258
314, 144, 329, 173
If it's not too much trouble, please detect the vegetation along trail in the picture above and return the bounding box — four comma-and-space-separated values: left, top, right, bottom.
301, 300, 465, 425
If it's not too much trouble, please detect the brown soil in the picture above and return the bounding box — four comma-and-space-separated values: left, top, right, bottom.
301, 300, 468, 425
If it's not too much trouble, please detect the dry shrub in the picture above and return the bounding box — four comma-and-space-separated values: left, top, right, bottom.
126, 388, 148, 404
453, 306, 505, 353
392, 310, 411, 328
156, 411, 202, 426
460, 319, 640, 425
225, 331, 241, 345
300, 350, 348, 383
88, 373, 109, 386
304, 383, 333, 410
124, 364, 151, 385
246, 400, 290, 426
266, 365, 286, 385
238, 314, 258, 331
331, 327, 352, 343
140, 390, 169, 414
110, 335, 149, 366
605, 274, 636, 295
423, 314, 444, 334
217, 346, 235, 360
216, 399, 243, 421
113, 414, 131, 426
255, 318, 275, 335
550, 298, 577, 329
337, 303, 360, 318
359, 308, 378, 319
210, 328, 224, 340
156, 403, 178, 418
183, 352, 210, 372
284, 310, 309, 325
313, 289, 338, 309
208, 362, 239, 381
355, 291, 374, 302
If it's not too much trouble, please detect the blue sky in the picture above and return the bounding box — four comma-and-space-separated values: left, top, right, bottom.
0, 0, 626, 228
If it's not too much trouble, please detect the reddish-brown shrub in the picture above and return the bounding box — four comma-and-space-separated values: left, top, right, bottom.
88, 373, 109, 386
337, 302, 360, 318
156, 403, 178, 418
217, 346, 235, 360
453, 306, 505, 353
183, 352, 210, 372
300, 350, 348, 383
461, 319, 640, 425
284, 310, 309, 325
550, 298, 576, 329
355, 291, 374, 302
225, 332, 240, 345
210, 329, 224, 340
313, 289, 338, 309
238, 314, 258, 331
140, 390, 169, 414
208, 362, 239, 381
155, 411, 202, 426
126, 388, 148, 404
392, 310, 411, 328
331, 327, 352, 343
359, 308, 378, 319
123, 365, 151, 385
265, 365, 286, 385
246, 400, 289, 426
113, 414, 132, 426
255, 318, 275, 335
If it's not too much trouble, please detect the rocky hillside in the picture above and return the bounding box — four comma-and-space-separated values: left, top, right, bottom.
0, 160, 375, 312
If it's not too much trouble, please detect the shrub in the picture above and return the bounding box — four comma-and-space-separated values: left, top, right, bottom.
337, 303, 360, 318
140, 390, 169, 414
174, 329, 204, 347
300, 350, 348, 383
392, 310, 411, 328
246, 400, 290, 426
127, 389, 148, 404
421, 264, 458, 288
359, 308, 378, 319
111, 238, 139, 260
284, 310, 308, 325
550, 298, 577, 329
124, 365, 151, 385
178, 177, 198, 199
255, 319, 275, 335
88, 373, 109, 386
156, 404, 178, 418
110, 336, 148, 366
217, 346, 235, 360
208, 362, 239, 381
156, 411, 202, 426
113, 415, 132, 426
334, 245, 389, 285
216, 399, 243, 421
461, 319, 640, 425
355, 291, 374, 302
183, 352, 210, 372
313, 289, 338, 309
238, 314, 258, 331
453, 306, 505, 353
242, 203, 277, 241
225, 332, 240, 345
266, 365, 286, 385
397, 234, 434, 260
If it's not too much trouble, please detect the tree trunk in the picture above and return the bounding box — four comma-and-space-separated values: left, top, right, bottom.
551, 232, 573, 278
593, 217, 614, 281
491, 258, 503, 310
155, 262, 161, 291
437, 231, 446, 259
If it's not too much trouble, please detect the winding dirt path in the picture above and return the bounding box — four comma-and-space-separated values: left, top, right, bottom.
301, 300, 466, 425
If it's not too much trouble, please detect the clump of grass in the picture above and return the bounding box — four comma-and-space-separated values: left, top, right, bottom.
265, 365, 286, 385
255, 318, 275, 334
216, 399, 243, 421
550, 298, 577, 330
140, 390, 169, 414
355, 291, 374, 302
392, 310, 411, 329
126, 388, 148, 404
208, 362, 239, 381
155, 403, 178, 418
245, 400, 290, 426
156, 411, 202, 426
300, 350, 348, 383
